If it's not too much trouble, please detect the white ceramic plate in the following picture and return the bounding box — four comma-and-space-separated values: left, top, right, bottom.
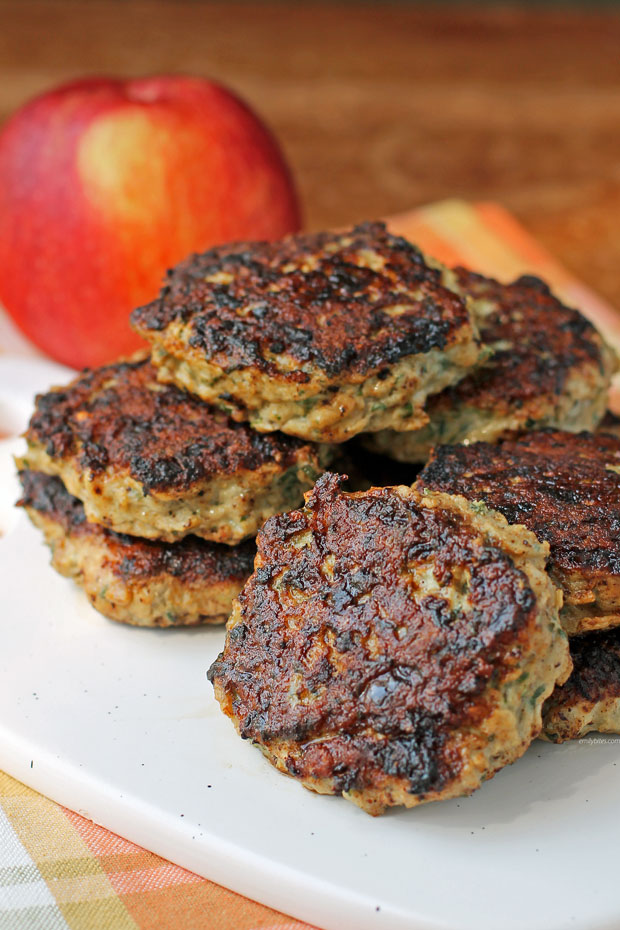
1, 362, 620, 930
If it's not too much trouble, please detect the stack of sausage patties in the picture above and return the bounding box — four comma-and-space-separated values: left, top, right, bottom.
18, 219, 620, 811
16, 362, 330, 628
16, 350, 332, 627
106, 218, 618, 811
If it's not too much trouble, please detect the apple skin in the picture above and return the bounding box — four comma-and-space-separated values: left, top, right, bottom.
0, 75, 301, 368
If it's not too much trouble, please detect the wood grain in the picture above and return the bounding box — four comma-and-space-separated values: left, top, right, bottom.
1, 1, 619, 306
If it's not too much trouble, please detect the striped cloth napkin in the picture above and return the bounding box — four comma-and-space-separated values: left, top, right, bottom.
1, 200, 618, 930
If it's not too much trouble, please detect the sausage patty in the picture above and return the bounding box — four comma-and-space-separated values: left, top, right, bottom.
18, 470, 256, 627
417, 430, 620, 635
209, 473, 569, 814
542, 628, 620, 742
131, 222, 484, 442
365, 270, 616, 462
17, 354, 329, 544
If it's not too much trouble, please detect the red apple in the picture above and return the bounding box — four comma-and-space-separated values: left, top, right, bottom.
0, 75, 301, 368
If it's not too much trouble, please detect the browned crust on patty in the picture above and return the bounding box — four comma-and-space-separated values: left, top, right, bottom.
18, 470, 255, 626
23, 354, 314, 495
542, 628, 620, 742
417, 430, 620, 633
433, 270, 611, 416
209, 473, 567, 813
131, 222, 473, 381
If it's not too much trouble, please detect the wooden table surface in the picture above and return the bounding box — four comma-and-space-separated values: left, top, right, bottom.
1, 0, 620, 306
